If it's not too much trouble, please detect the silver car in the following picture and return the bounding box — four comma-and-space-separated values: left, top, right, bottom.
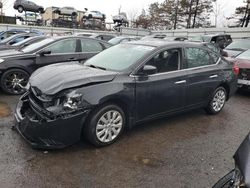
55, 7, 77, 16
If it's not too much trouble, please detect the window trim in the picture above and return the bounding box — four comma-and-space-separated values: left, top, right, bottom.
130, 56, 221, 78
131, 47, 184, 76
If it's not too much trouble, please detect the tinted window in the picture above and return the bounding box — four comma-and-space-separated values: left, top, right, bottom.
186, 47, 212, 68
45, 39, 77, 54
81, 39, 103, 52
145, 48, 180, 74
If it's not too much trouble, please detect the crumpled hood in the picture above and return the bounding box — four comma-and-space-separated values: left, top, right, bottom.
29, 62, 117, 95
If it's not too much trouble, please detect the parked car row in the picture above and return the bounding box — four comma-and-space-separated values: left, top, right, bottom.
3, 34, 237, 149
0, 29, 246, 187
0, 29, 247, 150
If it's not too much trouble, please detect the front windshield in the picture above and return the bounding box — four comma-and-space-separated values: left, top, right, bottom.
21, 38, 54, 53
85, 44, 155, 71
237, 50, 250, 61
108, 37, 123, 45
226, 40, 250, 50
0, 34, 17, 43
12, 37, 35, 46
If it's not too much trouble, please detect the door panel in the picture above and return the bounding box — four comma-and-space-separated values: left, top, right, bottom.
135, 47, 186, 121
186, 66, 223, 107
184, 47, 222, 107
35, 39, 79, 67
136, 72, 186, 120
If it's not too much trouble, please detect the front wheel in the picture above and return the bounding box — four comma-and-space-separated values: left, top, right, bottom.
85, 104, 125, 147
1, 69, 29, 95
205, 86, 227, 114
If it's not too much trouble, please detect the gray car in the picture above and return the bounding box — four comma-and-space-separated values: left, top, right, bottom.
13, 0, 44, 13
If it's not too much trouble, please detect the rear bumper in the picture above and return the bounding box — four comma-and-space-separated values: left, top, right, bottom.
14, 94, 90, 149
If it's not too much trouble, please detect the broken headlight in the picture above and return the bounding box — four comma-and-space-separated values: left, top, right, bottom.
45, 90, 88, 115
63, 90, 84, 110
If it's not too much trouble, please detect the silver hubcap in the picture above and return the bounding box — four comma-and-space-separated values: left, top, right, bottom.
96, 110, 123, 143
212, 90, 226, 112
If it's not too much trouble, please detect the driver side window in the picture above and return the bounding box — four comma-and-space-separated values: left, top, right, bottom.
145, 48, 181, 74
44, 39, 77, 54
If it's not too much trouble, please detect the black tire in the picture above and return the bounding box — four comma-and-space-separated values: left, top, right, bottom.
88, 14, 92, 19
84, 104, 126, 147
212, 170, 235, 188
0, 69, 29, 95
17, 6, 24, 13
205, 86, 227, 115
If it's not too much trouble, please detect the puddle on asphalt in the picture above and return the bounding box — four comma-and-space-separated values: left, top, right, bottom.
0, 102, 11, 118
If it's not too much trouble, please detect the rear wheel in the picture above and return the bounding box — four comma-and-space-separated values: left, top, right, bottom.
17, 6, 24, 13
1, 69, 29, 95
205, 86, 227, 114
85, 104, 125, 147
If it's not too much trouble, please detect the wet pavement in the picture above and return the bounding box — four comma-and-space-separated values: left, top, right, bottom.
0, 91, 249, 188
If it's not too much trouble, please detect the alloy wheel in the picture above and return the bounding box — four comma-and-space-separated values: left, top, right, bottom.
95, 110, 123, 143
212, 89, 226, 112
2, 71, 28, 94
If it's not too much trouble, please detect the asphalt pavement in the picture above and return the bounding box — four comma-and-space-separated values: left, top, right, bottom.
0, 90, 249, 188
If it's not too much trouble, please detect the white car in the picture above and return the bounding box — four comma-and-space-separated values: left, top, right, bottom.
113, 12, 128, 23
56, 7, 77, 16
84, 11, 105, 20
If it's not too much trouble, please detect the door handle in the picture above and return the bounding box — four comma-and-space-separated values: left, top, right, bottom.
67, 58, 77, 61
175, 80, 186, 84
209, 75, 218, 78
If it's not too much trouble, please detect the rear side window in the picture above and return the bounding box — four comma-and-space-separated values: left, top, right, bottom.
81, 39, 103, 52
185, 47, 213, 68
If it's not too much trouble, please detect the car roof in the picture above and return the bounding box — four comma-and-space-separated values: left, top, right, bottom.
203, 34, 231, 37
51, 36, 112, 44
128, 40, 206, 48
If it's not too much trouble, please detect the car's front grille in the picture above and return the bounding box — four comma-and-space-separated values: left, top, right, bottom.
239, 69, 250, 80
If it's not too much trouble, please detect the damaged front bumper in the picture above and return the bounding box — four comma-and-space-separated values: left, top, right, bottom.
14, 93, 90, 149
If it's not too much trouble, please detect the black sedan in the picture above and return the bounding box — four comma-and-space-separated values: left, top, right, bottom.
14, 41, 238, 149
0, 36, 112, 94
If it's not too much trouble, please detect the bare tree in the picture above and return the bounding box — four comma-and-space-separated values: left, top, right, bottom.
127, 8, 139, 27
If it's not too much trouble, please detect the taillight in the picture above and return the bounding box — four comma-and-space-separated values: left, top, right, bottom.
233, 63, 240, 76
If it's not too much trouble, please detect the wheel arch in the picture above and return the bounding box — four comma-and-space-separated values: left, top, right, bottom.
218, 82, 230, 101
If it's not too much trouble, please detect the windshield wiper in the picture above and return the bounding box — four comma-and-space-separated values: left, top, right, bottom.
226, 48, 245, 51
86, 64, 106, 70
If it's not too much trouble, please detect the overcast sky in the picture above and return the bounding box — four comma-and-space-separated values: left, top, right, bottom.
2, 0, 246, 27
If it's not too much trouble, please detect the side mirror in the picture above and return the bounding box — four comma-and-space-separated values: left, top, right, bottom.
38, 50, 51, 56
9, 41, 16, 45
138, 65, 157, 76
